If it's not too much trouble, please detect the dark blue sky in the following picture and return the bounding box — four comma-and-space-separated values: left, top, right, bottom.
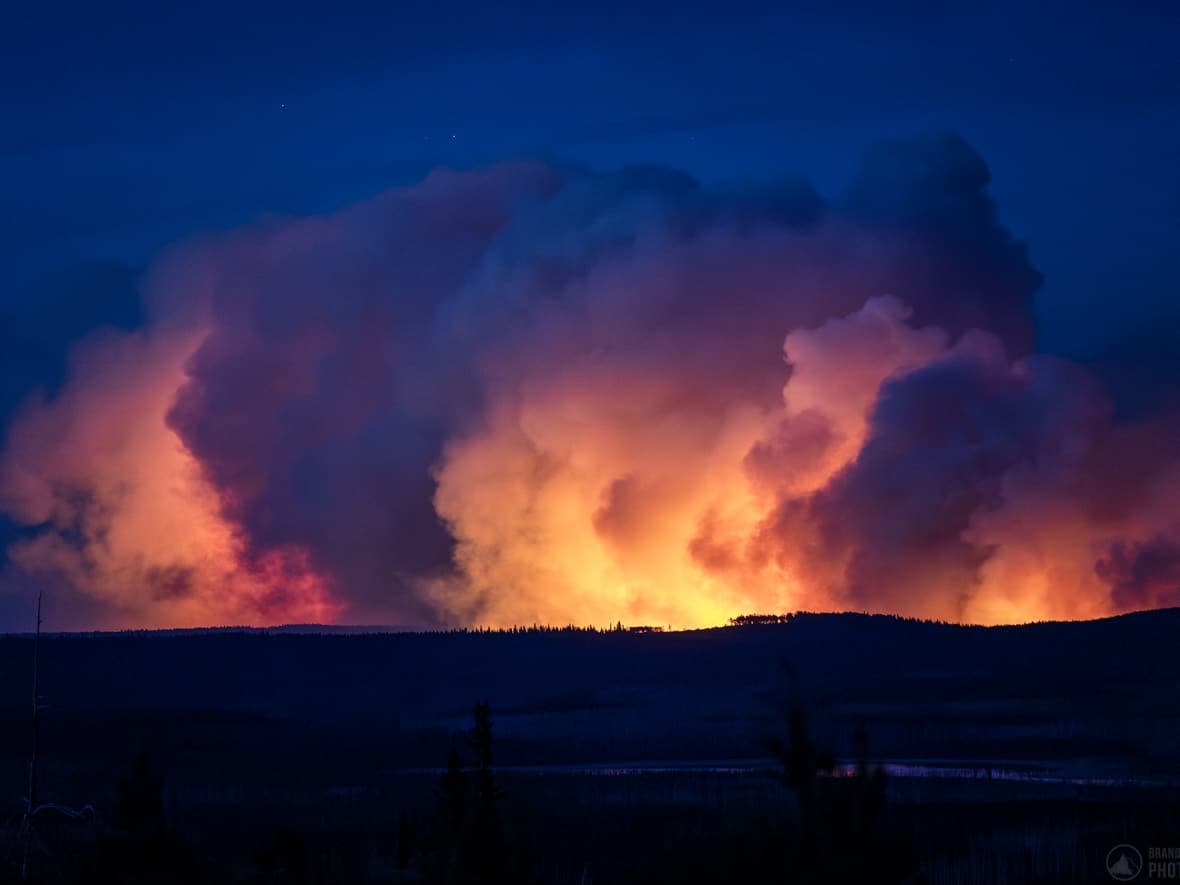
1, 1, 1179, 628
1, 1, 1176, 371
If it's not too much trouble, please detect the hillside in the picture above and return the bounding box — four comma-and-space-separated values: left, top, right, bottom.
1, 609, 1177, 787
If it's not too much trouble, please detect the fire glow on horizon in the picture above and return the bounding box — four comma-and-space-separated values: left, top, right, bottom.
3, 136, 1179, 630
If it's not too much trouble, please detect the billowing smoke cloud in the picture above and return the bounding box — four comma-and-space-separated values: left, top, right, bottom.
2, 133, 1176, 628
0, 327, 339, 628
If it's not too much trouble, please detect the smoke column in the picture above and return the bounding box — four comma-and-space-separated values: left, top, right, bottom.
3, 134, 1178, 628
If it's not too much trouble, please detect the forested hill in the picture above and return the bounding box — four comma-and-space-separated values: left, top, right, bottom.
0, 609, 1176, 772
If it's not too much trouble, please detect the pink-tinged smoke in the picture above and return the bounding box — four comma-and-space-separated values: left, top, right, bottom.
2, 134, 1178, 629
0, 328, 339, 628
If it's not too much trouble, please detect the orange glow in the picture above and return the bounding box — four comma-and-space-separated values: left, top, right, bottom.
0, 328, 340, 628
3, 291, 1172, 629
2, 156, 1175, 630
428, 296, 1114, 629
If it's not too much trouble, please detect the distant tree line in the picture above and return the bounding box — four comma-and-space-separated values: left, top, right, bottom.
35, 611, 984, 642
728, 614, 797, 626
414, 611, 974, 634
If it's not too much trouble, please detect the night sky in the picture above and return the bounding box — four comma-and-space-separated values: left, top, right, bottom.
1, 2, 1178, 630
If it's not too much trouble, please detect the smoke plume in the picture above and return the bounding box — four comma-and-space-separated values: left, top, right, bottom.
2, 133, 1176, 628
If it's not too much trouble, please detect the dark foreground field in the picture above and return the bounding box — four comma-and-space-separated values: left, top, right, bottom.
2, 610, 1178, 883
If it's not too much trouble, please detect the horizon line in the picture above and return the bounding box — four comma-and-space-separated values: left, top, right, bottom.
2, 606, 1176, 639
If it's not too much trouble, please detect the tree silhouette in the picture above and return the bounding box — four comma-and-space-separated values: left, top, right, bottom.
94, 748, 195, 885
466, 701, 504, 882
768, 666, 915, 884
430, 742, 467, 880
19, 594, 42, 883
116, 750, 166, 840
424, 702, 511, 885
